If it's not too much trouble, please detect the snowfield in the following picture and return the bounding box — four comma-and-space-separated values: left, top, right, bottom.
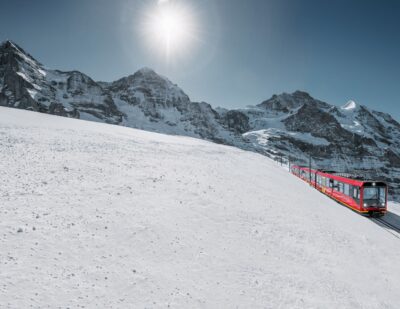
1, 107, 400, 308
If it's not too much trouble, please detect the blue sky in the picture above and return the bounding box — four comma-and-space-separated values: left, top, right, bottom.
1, 0, 399, 119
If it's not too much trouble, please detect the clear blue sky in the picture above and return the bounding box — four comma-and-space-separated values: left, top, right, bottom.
1, 0, 399, 120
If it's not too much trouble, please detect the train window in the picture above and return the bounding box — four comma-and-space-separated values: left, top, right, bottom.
344, 184, 350, 196
363, 186, 386, 206
353, 187, 360, 202
338, 182, 343, 193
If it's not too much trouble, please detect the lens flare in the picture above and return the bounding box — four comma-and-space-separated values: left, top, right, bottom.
140, 1, 199, 61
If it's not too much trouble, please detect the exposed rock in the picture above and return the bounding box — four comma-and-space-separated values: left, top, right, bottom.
222, 110, 250, 134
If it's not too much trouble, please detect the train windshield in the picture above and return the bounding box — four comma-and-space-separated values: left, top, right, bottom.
363, 186, 386, 206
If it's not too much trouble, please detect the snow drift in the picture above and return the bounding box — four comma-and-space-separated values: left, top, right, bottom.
1, 107, 400, 308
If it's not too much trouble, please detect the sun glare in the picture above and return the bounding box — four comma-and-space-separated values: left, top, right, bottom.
141, 1, 199, 61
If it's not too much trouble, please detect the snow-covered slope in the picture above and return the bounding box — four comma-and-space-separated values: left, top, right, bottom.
1, 107, 400, 308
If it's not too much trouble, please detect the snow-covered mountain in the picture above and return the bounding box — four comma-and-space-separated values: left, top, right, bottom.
0, 40, 122, 122
239, 92, 400, 199
1, 40, 399, 199
2, 107, 400, 308
0, 40, 237, 144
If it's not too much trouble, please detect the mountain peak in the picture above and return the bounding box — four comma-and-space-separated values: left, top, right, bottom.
0, 39, 16, 48
132, 67, 170, 83
341, 100, 357, 111
0, 39, 41, 66
292, 90, 313, 99
1, 39, 26, 54
109, 66, 190, 104
258, 90, 316, 111
136, 67, 156, 75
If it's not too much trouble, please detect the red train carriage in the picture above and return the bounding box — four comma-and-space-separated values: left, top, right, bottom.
291, 165, 387, 216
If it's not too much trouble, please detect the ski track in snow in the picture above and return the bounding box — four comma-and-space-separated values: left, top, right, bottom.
1, 107, 400, 308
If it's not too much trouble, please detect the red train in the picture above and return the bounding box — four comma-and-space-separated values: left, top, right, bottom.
291, 165, 388, 216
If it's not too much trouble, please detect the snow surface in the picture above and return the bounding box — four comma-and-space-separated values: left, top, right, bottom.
341, 100, 357, 111
1, 107, 400, 308
244, 129, 330, 150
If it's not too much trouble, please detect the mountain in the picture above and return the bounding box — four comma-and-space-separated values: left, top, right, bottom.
1, 40, 399, 199
2, 106, 400, 308
0, 40, 121, 122
0, 40, 238, 144
240, 92, 400, 199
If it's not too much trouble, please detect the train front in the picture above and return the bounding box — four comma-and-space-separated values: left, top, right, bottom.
362, 182, 387, 216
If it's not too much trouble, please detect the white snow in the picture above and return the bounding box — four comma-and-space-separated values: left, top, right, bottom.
37, 68, 47, 77
287, 131, 330, 145
26, 88, 38, 99
16, 71, 30, 81
389, 202, 400, 215
244, 128, 330, 147
341, 100, 357, 110
1, 107, 400, 308
336, 100, 368, 136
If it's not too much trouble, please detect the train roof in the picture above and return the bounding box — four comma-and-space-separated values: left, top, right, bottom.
317, 171, 365, 186
291, 165, 386, 186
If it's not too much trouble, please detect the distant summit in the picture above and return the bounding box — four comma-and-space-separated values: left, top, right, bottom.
341, 100, 357, 110
0, 39, 42, 65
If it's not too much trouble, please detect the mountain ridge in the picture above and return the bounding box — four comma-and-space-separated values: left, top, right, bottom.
1, 40, 399, 199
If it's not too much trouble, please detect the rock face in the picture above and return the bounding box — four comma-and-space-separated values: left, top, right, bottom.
0, 41, 122, 123
221, 110, 250, 134
103, 67, 237, 143
1, 40, 399, 200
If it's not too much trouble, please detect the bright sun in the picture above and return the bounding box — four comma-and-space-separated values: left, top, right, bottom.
141, 1, 199, 61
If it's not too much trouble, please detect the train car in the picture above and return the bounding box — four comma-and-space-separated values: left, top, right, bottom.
291, 165, 387, 216
291, 165, 316, 184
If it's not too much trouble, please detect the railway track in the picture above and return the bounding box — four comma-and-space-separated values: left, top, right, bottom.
370, 217, 400, 239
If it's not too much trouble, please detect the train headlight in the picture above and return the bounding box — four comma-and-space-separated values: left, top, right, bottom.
381, 203, 385, 206
364, 203, 368, 207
